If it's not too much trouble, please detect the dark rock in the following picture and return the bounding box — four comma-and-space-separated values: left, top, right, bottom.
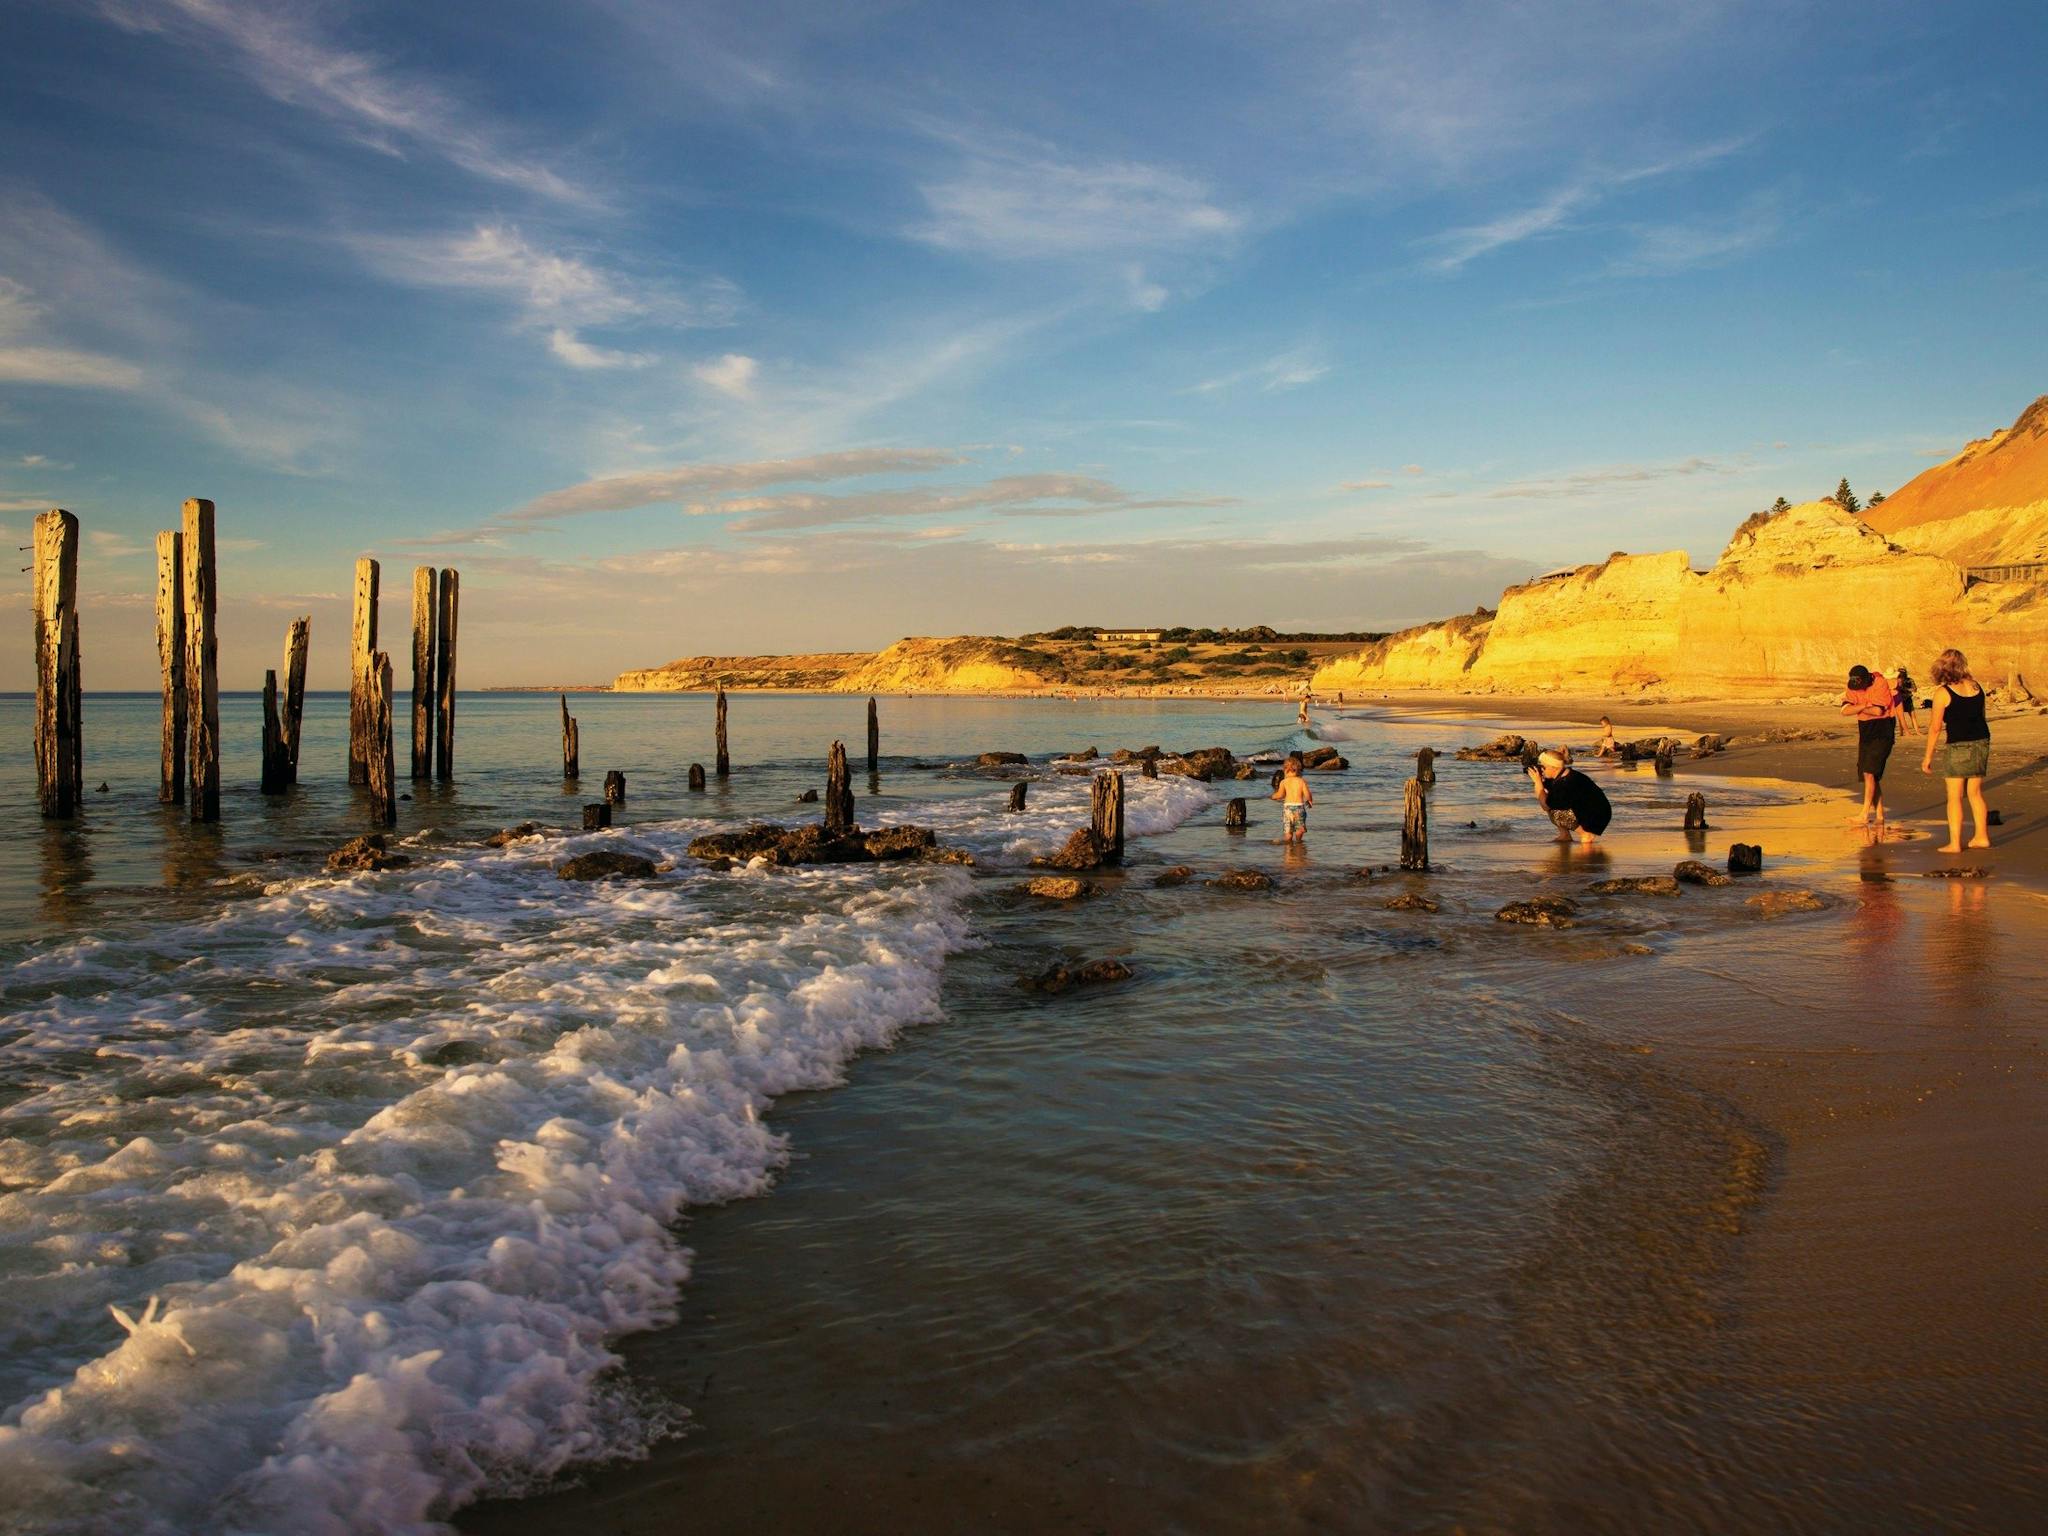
926, 846, 977, 865
1747, 888, 1826, 916
1653, 748, 1674, 776
603, 770, 626, 804
1589, 875, 1681, 897
1692, 733, 1725, 757
1021, 957, 1133, 993
1456, 733, 1527, 762
582, 803, 611, 831
1224, 798, 1247, 829
1684, 792, 1708, 830
1162, 746, 1238, 780
1416, 747, 1437, 785
1141, 756, 1159, 779
1009, 781, 1029, 811
1925, 867, 1990, 880
686, 821, 939, 867
96, 781, 109, 793
556, 850, 659, 881
1987, 809, 2003, 826
687, 763, 707, 791
1301, 746, 1341, 768
1234, 763, 1258, 780
1111, 745, 1163, 763
1306, 754, 1349, 771
1207, 869, 1273, 891
1384, 893, 1439, 912
422, 1039, 490, 1067
1032, 826, 1112, 871
1026, 875, 1094, 900
1727, 843, 1764, 873
797, 788, 819, 802
977, 751, 1029, 767
1057, 747, 1099, 762
326, 834, 411, 873
1153, 865, 1195, 887
1674, 860, 1732, 887
484, 822, 541, 847
1495, 896, 1579, 927
862, 824, 937, 860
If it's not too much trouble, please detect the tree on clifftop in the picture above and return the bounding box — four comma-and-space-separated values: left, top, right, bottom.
1770, 496, 1791, 514
1833, 478, 1861, 513
1868, 489, 1886, 506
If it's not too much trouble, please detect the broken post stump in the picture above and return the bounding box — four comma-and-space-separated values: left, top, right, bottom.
434, 567, 458, 782
1654, 743, 1675, 776
825, 740, 855, 835
1417, 747, 1436, 785
583, 802, 611, 830
604, 769, 626, 805
1091, 769, 1125, 865
155, 529, 185, 806
1400, 776, 1429, 870
867, 695, 879, 775
261, 669, 289, 795
1684, 791, 1708, 830
1141, 755, 1158, 779
1009, 780, 1028, 812
688, 762, 707, 791
183, 499, 220, 823
715, 683, 730, 777
33, 509, 84, 819
410, 566, 436, 781
1224, 797, 1247, 830
367, 651, 396, 827
281, 615, 309, 784
561, 694, 579, 780
1728, 843, 1763, 873
349, 556, 379, 785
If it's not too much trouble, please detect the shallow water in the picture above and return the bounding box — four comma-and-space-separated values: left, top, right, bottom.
2, 693, 2041, 1534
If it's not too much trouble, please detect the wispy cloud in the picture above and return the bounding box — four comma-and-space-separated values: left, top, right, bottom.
693, 472, 1237, 533
547, 329, 655, 370
1484, 455, 1736, 499
511, 448, 967, 521
1340, 479, 1393, 491
1188, 346, 1331, 396
98, 0, 595, 204
692, 353, 758, 399
0, 276, 146, 390
1607, 190, 1785, 276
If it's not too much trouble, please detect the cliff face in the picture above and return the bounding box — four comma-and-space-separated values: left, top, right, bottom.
1312, 610, 1492, 693
829, 637, 1064, 693
612, 653, 869, 691
1862, 395, 2048, 567
1313, 497, 2047, 698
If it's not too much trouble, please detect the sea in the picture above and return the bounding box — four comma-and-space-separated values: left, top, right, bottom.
1, 691, 2042, 1536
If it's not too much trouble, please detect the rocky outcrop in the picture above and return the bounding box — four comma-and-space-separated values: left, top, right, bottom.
613, 652, 869, 691
1311, 609, 1492, 694
1862, 395, 2048, 567
1020, 957, 1133, 992
1495, 896, 1579, 927
833, 637, 1065, 694
557, 851, 659, 881
326, 834, 411, 873
686, 822, 941, 866
1026, 876, 1094, 900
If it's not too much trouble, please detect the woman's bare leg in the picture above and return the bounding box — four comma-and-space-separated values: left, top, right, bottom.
1966, 776, 1991, 847
1939, 777, 1965, 853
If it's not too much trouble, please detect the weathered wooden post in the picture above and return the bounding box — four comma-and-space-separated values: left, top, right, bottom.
1654, 741, 1675, 776
281, 616, 310, 784
1091, 770, 1125, 864
825, 741, 855, 835
367, 652, 396, 826
583, 802, 611, 830
33, 509, 83, 819
866, 696, 879, 774
1400, 776, 1429, 870
155, 529, 185, 805
183, 499, 220, 822
688, 762, 707, 791
261, 670, 289, 794
560, 694, 579, 780
715, 682, 730, 777
1416, 747, 1436, 785
1141, 755, 1158, 779
1008, 780, 1028, 812
1684, 792, 1708, 830
349, 558, 379, 784
1224, 797, 1247, 829
604, 770, 626, 806
410, 566, 436, 781
435, 567, 458, 781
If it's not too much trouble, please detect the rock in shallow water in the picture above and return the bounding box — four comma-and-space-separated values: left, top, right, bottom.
1589, 875, 1681, 897
483, 822, 541, 847
1674, 860, 1732, 887
1020, 957, 1134, 993
326, 834, 411, 873
1746, 888, 1826, 916
1207, 869, 1274, 891
1383, 893, 1439, 912
1032, 827, 1113, 870
1728, 843, 1764, 873
1026, 875, 1094, 900
1153, 865, 1195, 887
556, 850, 659, 881
1495, 895, 1579, 927
686, 822, 942, 866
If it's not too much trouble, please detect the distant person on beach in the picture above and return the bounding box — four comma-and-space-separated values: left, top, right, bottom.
1920, 648, 1992, 852
1529, 750, 1611, 843
1297, 696, 1311, 726
1596, 716, 1618, 757
1840, 664, 1897, 825
1891, 662, 1919, 737
1272, 752, 1313, 843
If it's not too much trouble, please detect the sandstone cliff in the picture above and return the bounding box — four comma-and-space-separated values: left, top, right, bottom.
612, 652, 869, 691
1860, 395, 2048, 568
828, 637, 1065, 694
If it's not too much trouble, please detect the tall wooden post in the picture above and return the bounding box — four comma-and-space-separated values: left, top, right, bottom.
1400, 777, 1428, 870
715, 683, 730, 778
825, 740, 855, 835
1008, 781, 1028, 812
349, 558, 379, 785
435, 568, 458, 782
182, 498, 220, 823
866, 696, 879, 774
155, 529, 185, 805
33, 509, 83, 819
1091, 770, 1125, 865
368, 650, 396, 827
1416, 747, 1436, 786
281, 616, 310, 784
561, 694, 579, 780
261, 670, 289, 794
411, 565, 436, 781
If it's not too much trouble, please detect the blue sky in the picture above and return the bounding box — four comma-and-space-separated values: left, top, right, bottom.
3, 0, 2044, 687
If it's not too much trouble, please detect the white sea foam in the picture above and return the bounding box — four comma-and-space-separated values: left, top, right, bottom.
0, 818, 971, 1535
871, 769, 1215, 865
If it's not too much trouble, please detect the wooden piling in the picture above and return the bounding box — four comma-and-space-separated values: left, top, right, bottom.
1141, 755, 1158, 779
1091, 770, 1125, 864
688, 763, 707, 791
866, 696, 879, 774
349, 557, 379, 785
182, 499, 220, 823
1654, 743, 1674, 777
1008, 780, 1028, 812
435, 568, 458, 781
604, 770, 626, 805
33, 509, 84, 819
1400, 777, 1429, 870
825, 741, 855, 835
715, 683, 730, 778
1224, 797, 1247, 829
281, 616, 309, 784
261, 670, 289, 794
410, 566, 436, 781
584, 802, 611, 830
155, 529, 185, 805
1684, 791, 1708, 830
561, 694, 579, 780
367, 651, 396, 827
1416, 747, 1436, 786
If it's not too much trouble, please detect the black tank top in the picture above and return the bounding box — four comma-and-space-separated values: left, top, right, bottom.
1944, 686, 1989, 743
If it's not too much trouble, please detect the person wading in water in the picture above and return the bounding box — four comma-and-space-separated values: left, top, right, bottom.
1920, 647, 1993, 853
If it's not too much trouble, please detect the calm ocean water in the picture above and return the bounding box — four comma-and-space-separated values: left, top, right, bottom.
4, 691, 2039, 1535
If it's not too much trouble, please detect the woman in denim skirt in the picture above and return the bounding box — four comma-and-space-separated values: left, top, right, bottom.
1920, 647, 1992, 853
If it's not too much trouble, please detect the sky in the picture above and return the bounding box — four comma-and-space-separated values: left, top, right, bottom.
3, 0, 2044, 689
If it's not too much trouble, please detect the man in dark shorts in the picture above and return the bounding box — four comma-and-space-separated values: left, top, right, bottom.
1841, 664, 1896, 825
1529, 750, 1612, 844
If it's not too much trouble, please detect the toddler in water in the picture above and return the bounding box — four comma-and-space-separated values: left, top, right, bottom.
1272, 752, 1314, 842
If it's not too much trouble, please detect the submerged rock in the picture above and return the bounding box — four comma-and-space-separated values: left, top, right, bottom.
1207, 869, 1274, 891
556, 850, 658, 881
1153, 865, 1195, 887
1020, 957, 1134, 993
1589, 875, 1681, 897
1727, 843, 1764, 873
1924, 867, 1990, 879
1032, 827, 1114, 871
1746, 888, 1826, 916
1026, 875, 1094, 900
686, 821, 942, 866
326, 834, 411, 873
1383, 893, 1439, 912
977, 751, 1030, 767
1495, 895, 1579, 927
483, 821, 541, 847
1674, 860, 1732, 887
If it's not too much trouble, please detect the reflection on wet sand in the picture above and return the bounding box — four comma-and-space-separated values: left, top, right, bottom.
37, 822, 94, 927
